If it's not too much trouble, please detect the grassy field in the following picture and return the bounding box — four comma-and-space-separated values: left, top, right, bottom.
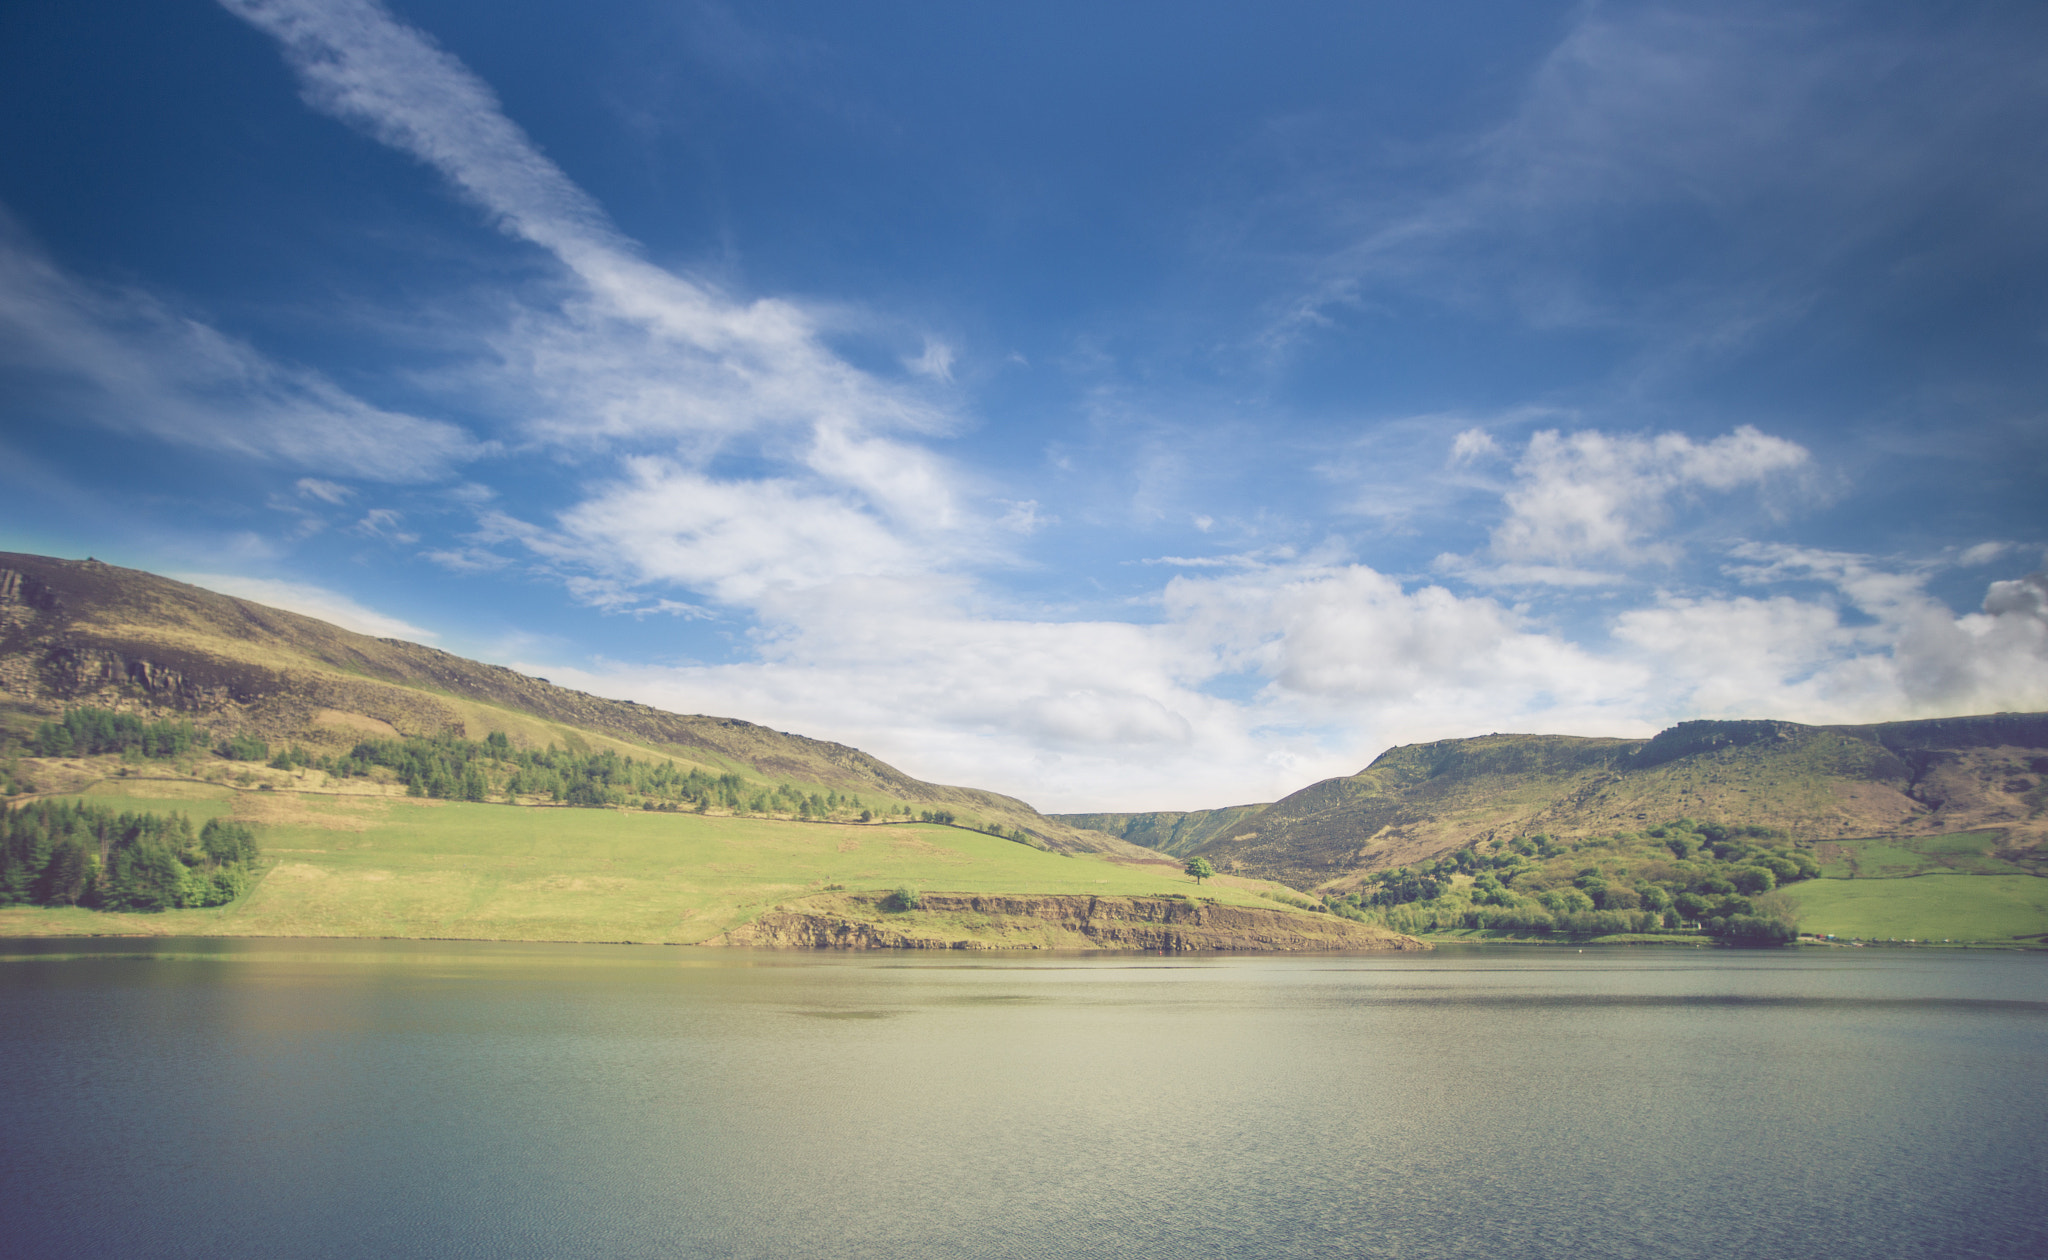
1775, 873, 2048, 942
1812, 831, 2034, 878
0, 784, 1288, 943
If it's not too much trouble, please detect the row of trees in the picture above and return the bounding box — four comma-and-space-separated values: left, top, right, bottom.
30, 709, 202, 759
0, 800, 260, 912
16, 708, 1048, 844
1328, 818, 1810, 943
26, 706, 279, 763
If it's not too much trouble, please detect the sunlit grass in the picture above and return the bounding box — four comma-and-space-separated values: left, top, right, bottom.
1775, 873, 2048, 942
0, 787, 1278, 943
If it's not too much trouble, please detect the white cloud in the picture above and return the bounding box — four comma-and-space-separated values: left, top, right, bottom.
296, 478, 353, 503
224, 0, 945, 449
200, 0, 2044, 817
1449, 428, 1500, 464
904, 337, 955, 382
1489, 425, 1807, 568
172, 572, 437, 641
222, 0, 998, 621
352, 507, 417, 543
418, 546, 508, 573
1163, 560, 1640, 715
0, 217, 483, 481
515, 456, 956, 606
1615, 550, 2048, 721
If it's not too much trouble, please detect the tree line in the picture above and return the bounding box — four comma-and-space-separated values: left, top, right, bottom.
1325, 818, 1812, 943
0, 800, 260, 912
12, 708, 1050, 845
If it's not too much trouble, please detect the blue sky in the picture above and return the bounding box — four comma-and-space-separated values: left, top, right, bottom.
1, 0, 2044, 811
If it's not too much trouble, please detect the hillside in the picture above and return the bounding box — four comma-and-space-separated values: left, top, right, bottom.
0, 780, 1364, 947
1052, 804, 1267, 857
1061, 715, 2048, 891
0, 552, 1147, 858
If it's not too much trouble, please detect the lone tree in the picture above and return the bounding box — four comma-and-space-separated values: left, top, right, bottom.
1184, 857, 1215, 885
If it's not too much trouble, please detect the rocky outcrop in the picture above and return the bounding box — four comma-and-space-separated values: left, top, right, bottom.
704, 893, 1428, 953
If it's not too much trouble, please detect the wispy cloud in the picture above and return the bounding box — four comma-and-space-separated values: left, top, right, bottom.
172, 572, 436, 641
0, 214, 483, 481
1276, 1, 2048, 358
221, 0, 995, 616
295, 478, 354, 504
223, 0, 947, 447
200, 0, 2047, 815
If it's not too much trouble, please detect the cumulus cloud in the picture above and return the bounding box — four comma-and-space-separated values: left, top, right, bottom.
511, 558, 1660, 811
1615, 549, 2048, 721
172, 572, 436, 641
206, 0, 2045, 815
1449, 427, 1500, 464
1488, 425, 1808, 568
0, 217, 482, 481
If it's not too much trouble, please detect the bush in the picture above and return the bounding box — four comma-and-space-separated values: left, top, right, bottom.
218, 732, 270, 762
888, 886, 921, 912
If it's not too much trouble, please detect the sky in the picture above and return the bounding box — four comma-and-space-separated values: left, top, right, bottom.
1, 0, 2045, 812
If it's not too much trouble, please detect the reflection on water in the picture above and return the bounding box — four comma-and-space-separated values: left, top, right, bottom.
2, 939, 2043, 1260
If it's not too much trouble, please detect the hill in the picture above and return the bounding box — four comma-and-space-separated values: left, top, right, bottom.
0, 552, 1145, 857
1059, 714, 2048, 892
0, 779, 1393, 947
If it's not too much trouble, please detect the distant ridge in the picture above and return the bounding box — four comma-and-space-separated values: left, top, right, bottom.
0, 552, 1150, 857
1057, 715, 2048, 888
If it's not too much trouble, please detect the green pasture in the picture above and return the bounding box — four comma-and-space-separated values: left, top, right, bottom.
1814, 831, 2029, 878
1776, 873, 2048, 942
0, 785, 1268, 943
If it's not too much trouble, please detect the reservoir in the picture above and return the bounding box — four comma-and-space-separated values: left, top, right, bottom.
2, 940, 2042, 1259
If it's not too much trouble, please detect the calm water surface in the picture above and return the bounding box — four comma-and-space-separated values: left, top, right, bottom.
2, 939, 2043, 1259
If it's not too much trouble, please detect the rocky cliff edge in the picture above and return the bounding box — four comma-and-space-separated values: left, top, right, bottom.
705, 893, 1428, 952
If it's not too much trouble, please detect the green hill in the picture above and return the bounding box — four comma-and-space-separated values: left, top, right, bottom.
0, 553, 1420, 949
1059, 715, 2048, 905
0, 552, 1143, 856
0, 780, 1329, 945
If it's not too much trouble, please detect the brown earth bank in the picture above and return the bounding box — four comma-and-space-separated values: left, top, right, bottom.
704, 893, 1428, 953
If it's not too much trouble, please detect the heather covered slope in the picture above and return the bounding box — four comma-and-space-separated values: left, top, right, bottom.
1071, 716, 2048, 890
0, 553, 1145, 857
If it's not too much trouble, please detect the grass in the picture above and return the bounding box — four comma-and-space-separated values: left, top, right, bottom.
0, 784, 1292, 944
1774, 873, 2048, 942
1812, 831, 2028, 878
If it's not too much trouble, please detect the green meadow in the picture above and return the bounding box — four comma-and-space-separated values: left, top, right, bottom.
1813, 831, 2033, 878
1776, 873, 2048, 942
0, 783, 1279, 943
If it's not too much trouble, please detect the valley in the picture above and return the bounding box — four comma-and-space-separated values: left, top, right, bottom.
3, 552, 2044, 949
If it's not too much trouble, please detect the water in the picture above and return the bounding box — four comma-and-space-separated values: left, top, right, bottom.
1, 940, 2042, 1260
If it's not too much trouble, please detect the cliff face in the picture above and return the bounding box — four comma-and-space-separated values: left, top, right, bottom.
705, 893, 1428, 953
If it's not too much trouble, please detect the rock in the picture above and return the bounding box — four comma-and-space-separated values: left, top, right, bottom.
703, 893, 1427, 953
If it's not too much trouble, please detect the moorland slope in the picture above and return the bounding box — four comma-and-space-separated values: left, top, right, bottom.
0, 552, 1141, 856
1061, 715, 2048, 891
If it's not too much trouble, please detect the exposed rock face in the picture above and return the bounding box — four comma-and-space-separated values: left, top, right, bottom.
705, 893, 1428, 953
